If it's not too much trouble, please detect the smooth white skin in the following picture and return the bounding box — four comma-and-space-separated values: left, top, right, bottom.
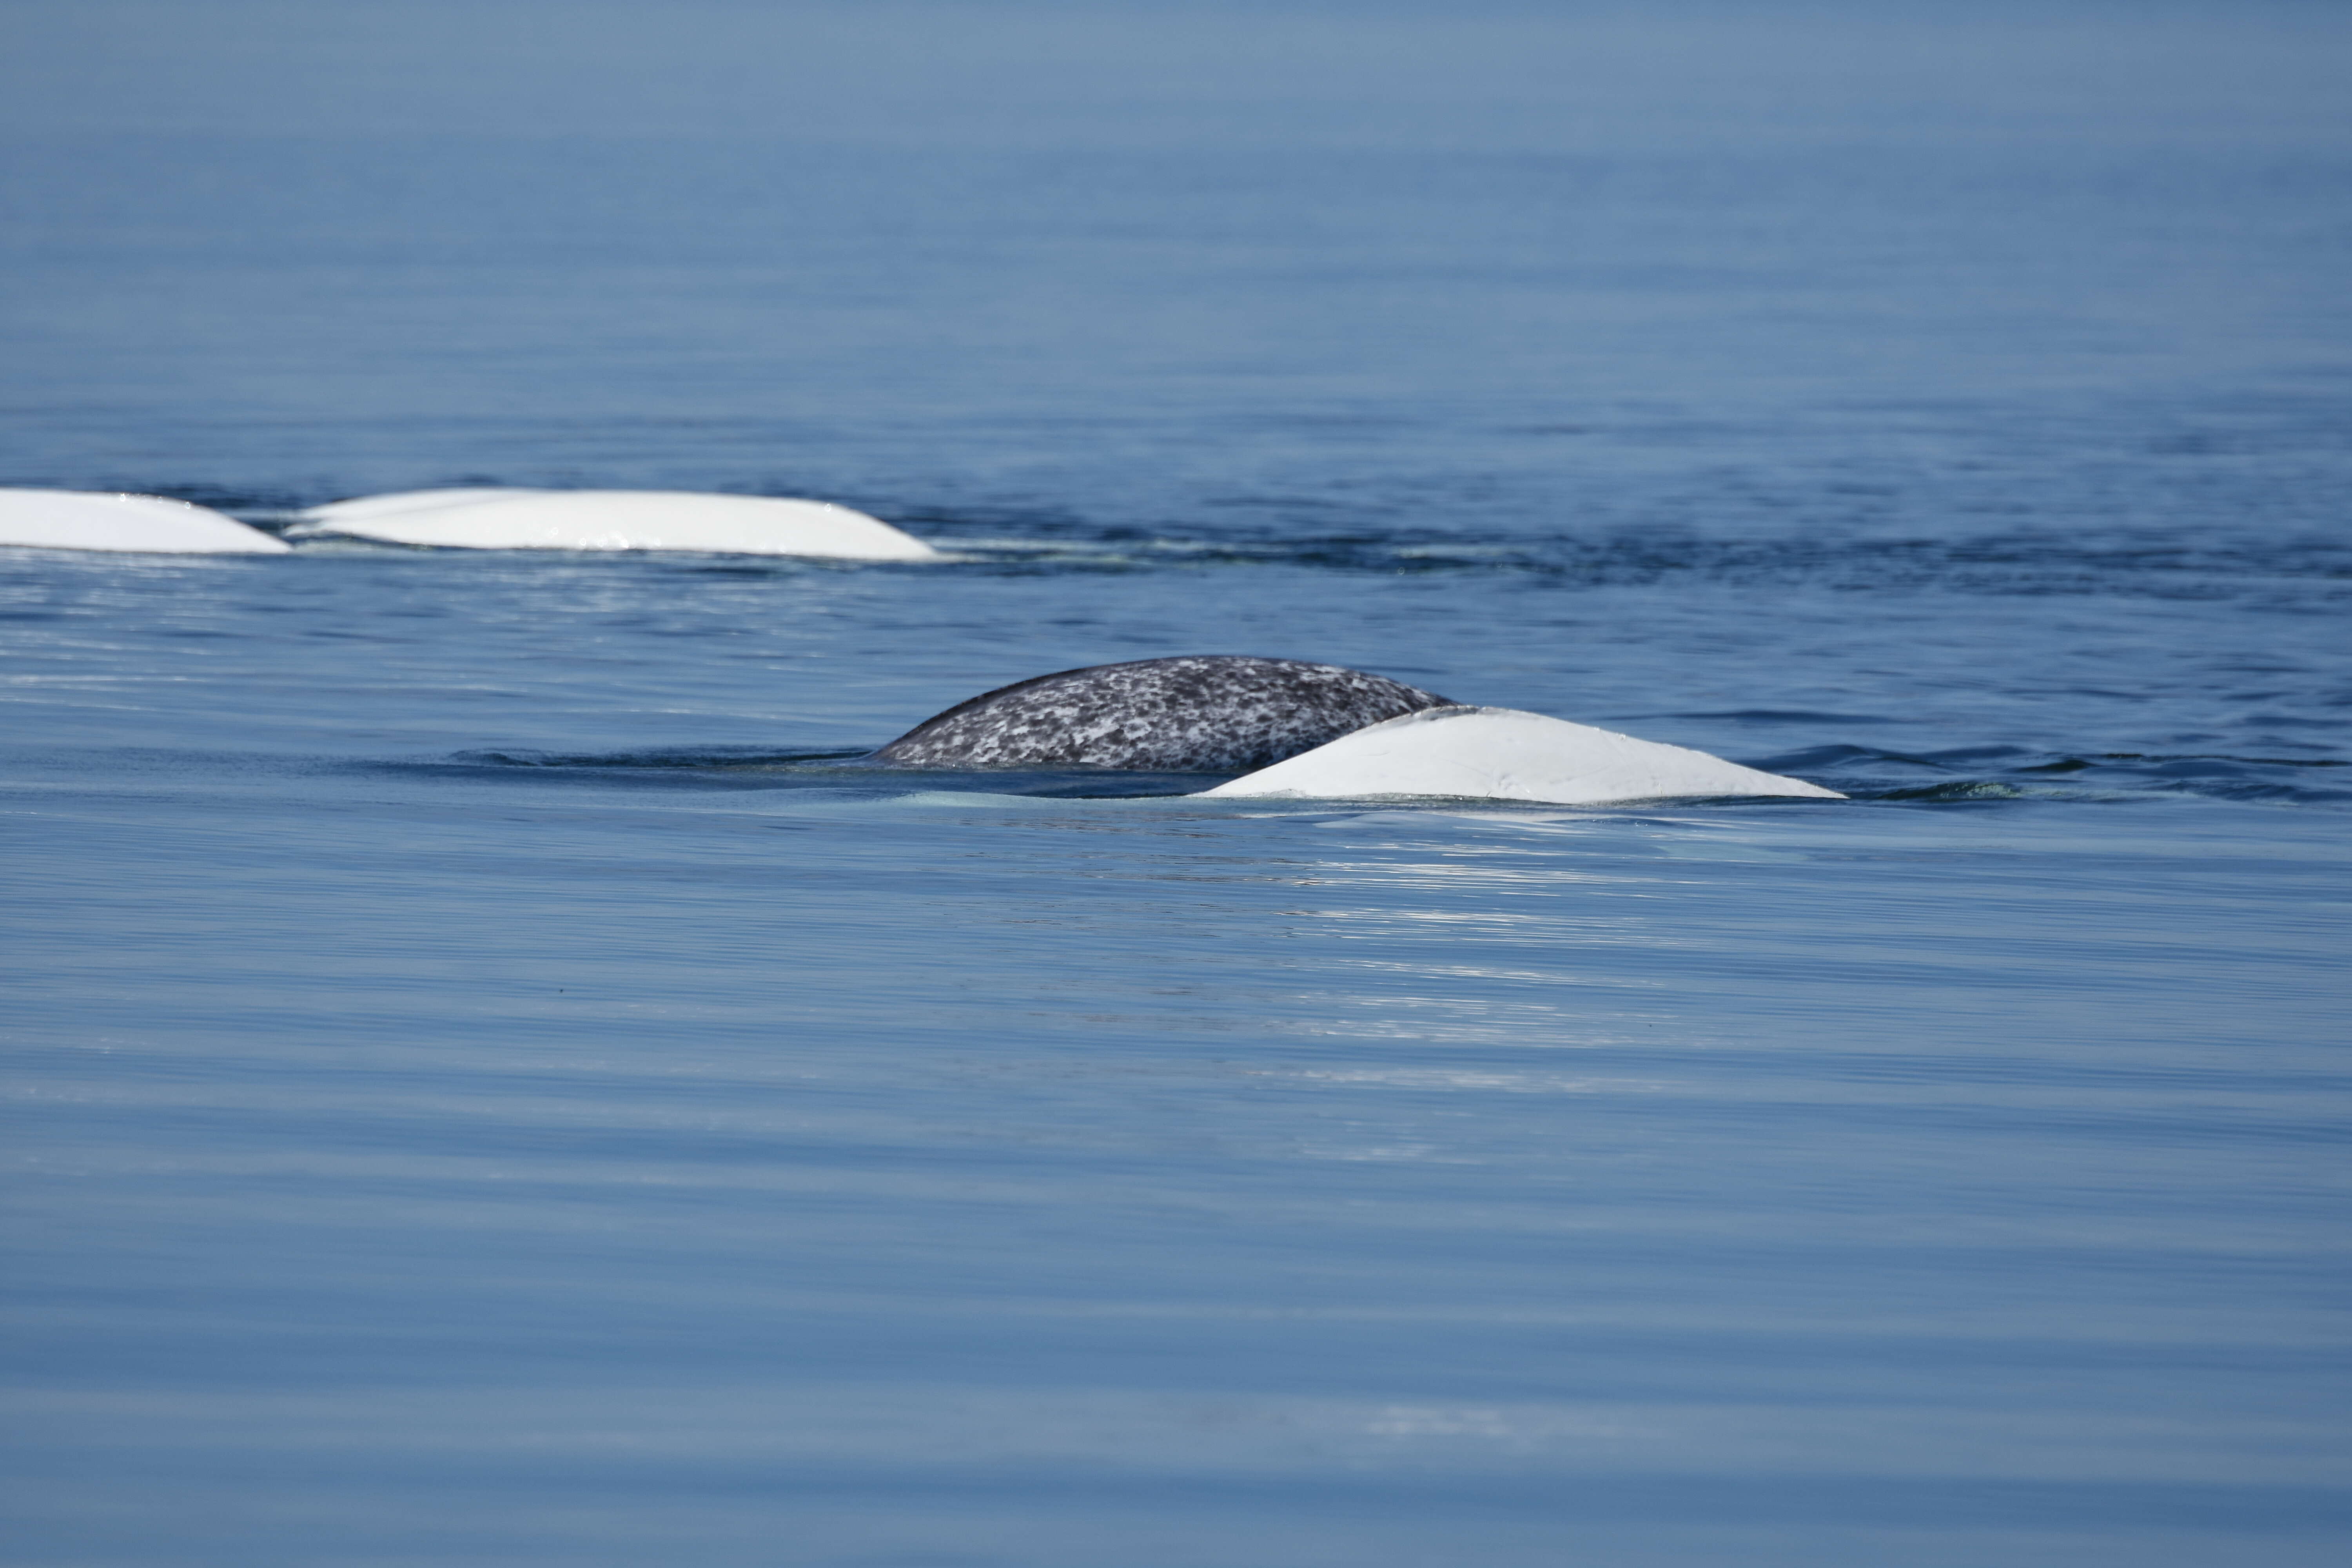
292, 488, 544, 527
1203, 706, 1846, 806
0, 490, 292, 554
291, 489, 939, 560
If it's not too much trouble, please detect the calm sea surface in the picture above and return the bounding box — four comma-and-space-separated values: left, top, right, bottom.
4, 4, 2350, 1564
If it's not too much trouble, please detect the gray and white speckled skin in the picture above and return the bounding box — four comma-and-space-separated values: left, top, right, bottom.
870, 655, 1454, 773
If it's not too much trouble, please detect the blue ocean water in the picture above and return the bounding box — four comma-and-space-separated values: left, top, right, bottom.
4, 3, 2350, 1564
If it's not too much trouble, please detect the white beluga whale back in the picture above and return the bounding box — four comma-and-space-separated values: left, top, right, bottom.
0, 490, 291, 554
294, 488, 541, 528
1205, 705, 1844, 805
872, 655, 1844, 804
290, 488, 938, 561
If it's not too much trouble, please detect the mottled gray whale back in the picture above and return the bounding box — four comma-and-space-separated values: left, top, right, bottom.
871, 655, 1454, 773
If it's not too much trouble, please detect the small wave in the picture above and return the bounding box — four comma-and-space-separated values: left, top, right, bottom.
913, 523, 2352, 603
448, 746, 867, 769
1871, 781, 2026, 802
400, 748, 1227, 800
1783, 744, 2352, 808
1622, 709, 1910, 726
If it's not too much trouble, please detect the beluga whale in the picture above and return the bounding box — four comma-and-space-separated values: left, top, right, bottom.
289, 488, 938, 561
873, 655, 1844, 806
0, 489, 290, 554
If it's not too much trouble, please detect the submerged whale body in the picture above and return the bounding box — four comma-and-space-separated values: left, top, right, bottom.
290, 488, 939, 561
871, 655, 1455, 772
0, 489, 290, 554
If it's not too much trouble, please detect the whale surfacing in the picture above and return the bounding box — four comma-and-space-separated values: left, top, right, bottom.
290, 488, 938, 561
0, 490, 291, 554
293, 488, 542, 528
871, 655, 1845, 803
871, 655, 1455, 772
1207, 705, 1845, 804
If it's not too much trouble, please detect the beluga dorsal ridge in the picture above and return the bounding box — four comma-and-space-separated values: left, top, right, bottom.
288, 488, 938, 560
1204, 706, 1845, 804
870, 655, 1456, 773
0, 489, 291, 554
